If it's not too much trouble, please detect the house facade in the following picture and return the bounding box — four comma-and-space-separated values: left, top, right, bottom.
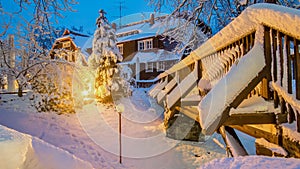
80, 12, 182, 87
114, 13, 181, 87
50, 29, 89, 64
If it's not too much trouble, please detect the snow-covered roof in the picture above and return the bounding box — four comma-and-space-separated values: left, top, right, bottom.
120, 49, 181, 64
112, 12, 168, 28
56, 30, 90, 49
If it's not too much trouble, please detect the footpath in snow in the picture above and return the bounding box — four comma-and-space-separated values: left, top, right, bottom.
0, 88, 226, 169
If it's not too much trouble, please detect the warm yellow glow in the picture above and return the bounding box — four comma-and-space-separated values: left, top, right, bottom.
82, 90, 89, 96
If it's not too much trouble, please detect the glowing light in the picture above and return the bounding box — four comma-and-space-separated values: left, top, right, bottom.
82, 90, 89, 97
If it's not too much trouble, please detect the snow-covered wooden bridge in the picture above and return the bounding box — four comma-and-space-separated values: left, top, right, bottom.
149, 3, 300, 157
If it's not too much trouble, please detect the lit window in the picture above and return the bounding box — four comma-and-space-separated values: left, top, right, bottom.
117, 44, 123, 54
62, 41, 71, 48
146, 62, 154, 72
157, 61, 165, 71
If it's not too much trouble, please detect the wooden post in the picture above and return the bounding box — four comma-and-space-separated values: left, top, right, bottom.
219, 126, 248, 157
8, 35, 15, 92
287, 104, 295, 123
116, 104, 124, 164
297, 111, 300, 133
271, 29, 277, 82
285, 35, 292, 94
277, 31, 284, 86
263, 26, 272, 100
118, 111, 122, 164
294, 38, 300, 100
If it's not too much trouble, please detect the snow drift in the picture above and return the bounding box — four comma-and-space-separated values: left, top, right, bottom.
0, 124, 93, 169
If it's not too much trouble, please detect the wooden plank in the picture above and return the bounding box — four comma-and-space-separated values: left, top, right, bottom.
230, 67, 267, 108
166, 70, 198, 109
230, 124, 279, 144
175, 106, 199, 122
219, 126, 248, 157
157, 78, 177, 104
149, 78, 168, 98
181, 94, 201, 106
224, 112, 277, 126
294, 38, 300, 99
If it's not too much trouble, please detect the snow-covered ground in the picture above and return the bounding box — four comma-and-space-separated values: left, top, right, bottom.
0, 88, 226, 169
1, 88, 300, 168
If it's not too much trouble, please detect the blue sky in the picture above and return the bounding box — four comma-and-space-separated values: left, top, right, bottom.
59, 0, 168, 33
1, 0, 170, 35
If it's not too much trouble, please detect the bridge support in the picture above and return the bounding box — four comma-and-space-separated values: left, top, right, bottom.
164, 109, 204, 142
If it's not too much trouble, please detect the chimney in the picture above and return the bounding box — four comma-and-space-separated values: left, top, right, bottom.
150, 13, 155, 25
112, 23, 117, 30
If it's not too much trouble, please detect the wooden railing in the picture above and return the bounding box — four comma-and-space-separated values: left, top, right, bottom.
264, 26, 300, 132
149, 4, 300, 156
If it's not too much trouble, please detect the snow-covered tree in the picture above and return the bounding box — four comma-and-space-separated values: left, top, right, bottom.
88, 10, 126, 102
149, 0, 299, 52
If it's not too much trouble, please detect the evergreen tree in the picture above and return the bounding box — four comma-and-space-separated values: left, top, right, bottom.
88, 9, 125, 102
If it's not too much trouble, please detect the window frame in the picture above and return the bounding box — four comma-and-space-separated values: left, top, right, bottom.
145, 62, 154, 72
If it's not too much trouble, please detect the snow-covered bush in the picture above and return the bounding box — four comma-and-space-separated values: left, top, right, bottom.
29, 64, 75, 114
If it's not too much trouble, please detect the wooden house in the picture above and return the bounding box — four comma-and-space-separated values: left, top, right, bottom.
80, 13, 184, 87
50, 29, 89, 63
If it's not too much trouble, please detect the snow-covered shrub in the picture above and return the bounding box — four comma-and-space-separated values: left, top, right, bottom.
30, 64, 75, 114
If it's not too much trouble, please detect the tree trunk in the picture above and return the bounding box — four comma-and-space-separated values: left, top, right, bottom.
18, 85, 23, 97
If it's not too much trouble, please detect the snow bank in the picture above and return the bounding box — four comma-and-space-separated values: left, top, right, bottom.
200, 156, 300, 169
0, 125, 93, 169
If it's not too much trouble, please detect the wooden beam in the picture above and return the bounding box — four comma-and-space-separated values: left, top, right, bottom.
219, 126, 248, 157
224, 112, 277, 126
175, 106, 199, 122
230, 124, 279, 144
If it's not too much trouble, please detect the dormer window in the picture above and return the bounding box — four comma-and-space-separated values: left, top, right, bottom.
138, 39, 153, 51
62, 41, 71, 48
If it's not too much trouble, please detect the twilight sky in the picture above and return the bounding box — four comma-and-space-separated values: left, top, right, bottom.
60, 0, 168, 32
1, 0, 170, 35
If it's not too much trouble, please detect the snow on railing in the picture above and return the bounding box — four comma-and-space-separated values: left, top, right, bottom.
264, 26, 300, 132
151, 3, 300, 134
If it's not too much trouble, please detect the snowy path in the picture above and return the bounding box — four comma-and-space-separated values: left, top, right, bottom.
0, 90, 226, 168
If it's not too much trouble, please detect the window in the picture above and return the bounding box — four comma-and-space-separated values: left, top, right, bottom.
146, 62, 154, 72
138, 38, 153, 51
146, 40, 152, 49
157, 61, 165, 71
117, 44, 123, 54
138, 41, 144, 51
62, 41, 71, 48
